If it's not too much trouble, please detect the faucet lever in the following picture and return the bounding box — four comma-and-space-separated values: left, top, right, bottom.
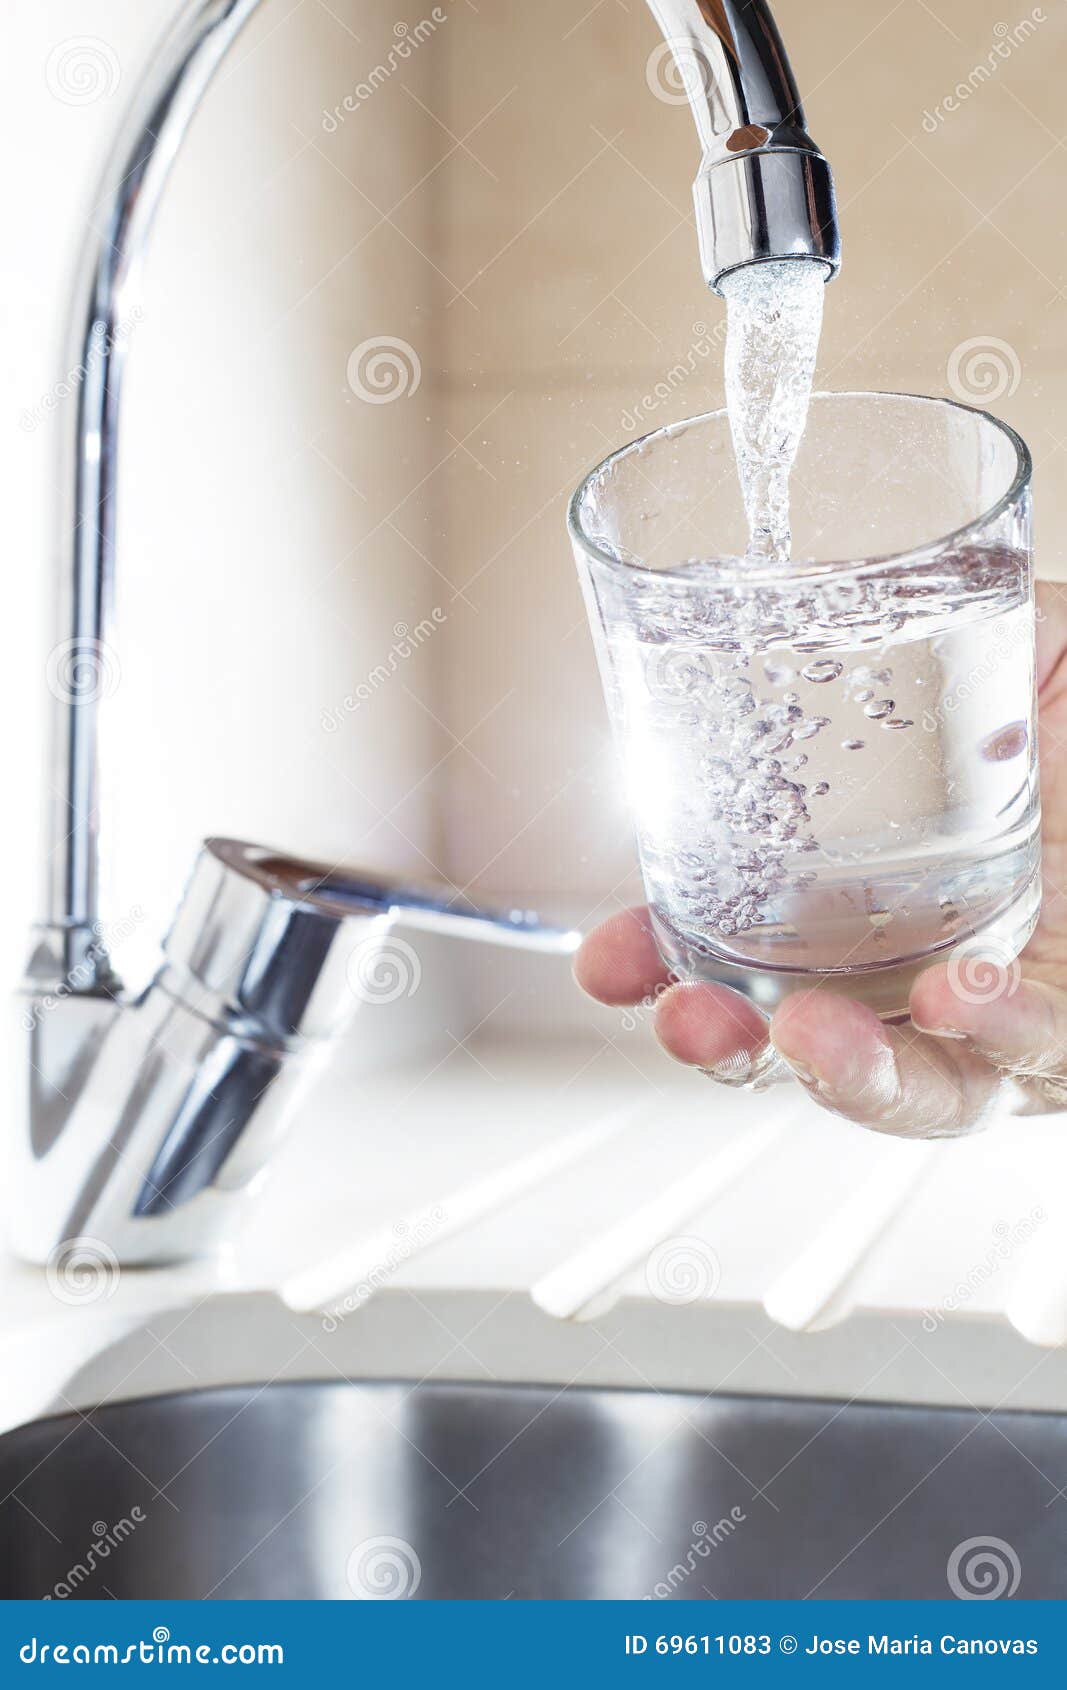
14, 839, 577, 1266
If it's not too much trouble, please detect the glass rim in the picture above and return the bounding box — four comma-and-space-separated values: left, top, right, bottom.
567, 389, 1032, 586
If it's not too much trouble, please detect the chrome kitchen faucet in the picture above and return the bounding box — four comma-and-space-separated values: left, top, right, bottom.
16, 0, 839, 1266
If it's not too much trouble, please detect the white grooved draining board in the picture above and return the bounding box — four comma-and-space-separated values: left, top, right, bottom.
1, 1032, 1064, 1426
261, 1034, 1056, 1345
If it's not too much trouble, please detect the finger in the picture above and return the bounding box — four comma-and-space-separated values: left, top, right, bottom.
573, 907, 673, 1006
911, 963, 1067, 1099
654, 981, 770, 1084
770, 990, 1000, 1138
1036, 579, 1067, 693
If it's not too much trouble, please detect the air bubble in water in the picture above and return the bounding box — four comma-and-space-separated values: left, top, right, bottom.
801, 659, 843, 684
842, 738, 865, 751
793, 715, 829, 741
863, 698, 895, 720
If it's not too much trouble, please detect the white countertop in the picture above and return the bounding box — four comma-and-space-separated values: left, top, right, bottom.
4, 1029, 1067, 1433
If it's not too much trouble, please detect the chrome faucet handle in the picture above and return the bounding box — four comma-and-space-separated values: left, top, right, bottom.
13, 840, 578, 1267
164, 838, 580, 1048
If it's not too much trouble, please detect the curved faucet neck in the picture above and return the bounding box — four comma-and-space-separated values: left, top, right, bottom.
46, 0, 265, 984
42, 0, 837, 987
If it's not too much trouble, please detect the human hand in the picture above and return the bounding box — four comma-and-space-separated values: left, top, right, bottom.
574, 582, 1067, 1138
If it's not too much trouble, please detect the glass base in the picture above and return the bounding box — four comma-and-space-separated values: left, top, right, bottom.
652, 870, 1042, 1024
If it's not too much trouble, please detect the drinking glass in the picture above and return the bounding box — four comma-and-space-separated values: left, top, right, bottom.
569, 392, 1037, 1021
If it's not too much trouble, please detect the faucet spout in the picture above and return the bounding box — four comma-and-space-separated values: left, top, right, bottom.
645, 0, 840, 290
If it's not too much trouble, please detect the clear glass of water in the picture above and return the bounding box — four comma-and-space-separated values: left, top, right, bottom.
569, 392, 1037, 1021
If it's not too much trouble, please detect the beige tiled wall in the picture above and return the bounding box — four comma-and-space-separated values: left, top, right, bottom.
424, 0, 1066, 902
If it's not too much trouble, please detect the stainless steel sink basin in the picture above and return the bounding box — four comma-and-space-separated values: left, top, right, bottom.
2, 1381, 1065, 1599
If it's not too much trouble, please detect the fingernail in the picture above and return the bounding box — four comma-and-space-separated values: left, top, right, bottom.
912, 1015, 968, 1041
780, 1054, 818, 1087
